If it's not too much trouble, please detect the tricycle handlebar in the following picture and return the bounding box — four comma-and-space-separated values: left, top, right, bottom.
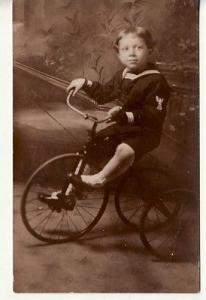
66, 90, 110, 124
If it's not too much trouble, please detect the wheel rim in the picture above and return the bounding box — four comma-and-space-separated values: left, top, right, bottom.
21, 154, 107, 243
140, 189, 198, 261
115, 180, 145, 230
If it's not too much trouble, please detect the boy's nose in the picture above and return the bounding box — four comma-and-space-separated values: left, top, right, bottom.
128, 48, 136, 56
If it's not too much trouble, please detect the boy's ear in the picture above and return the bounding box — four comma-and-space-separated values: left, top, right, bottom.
113, 45, 119, 54
116, 52, 121, 61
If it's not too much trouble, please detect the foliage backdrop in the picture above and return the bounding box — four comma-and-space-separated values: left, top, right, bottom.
14, 0, 199, 173
14, 0, 198, 82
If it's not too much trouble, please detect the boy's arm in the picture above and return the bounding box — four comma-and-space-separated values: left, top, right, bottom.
82, 72, 121, 104
123, 77, 170, 129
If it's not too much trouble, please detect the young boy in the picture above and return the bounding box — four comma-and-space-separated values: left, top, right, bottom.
67, 26, 170, 189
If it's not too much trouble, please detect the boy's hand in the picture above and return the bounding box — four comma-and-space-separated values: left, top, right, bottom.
67, 78, 86, 96
107, 106, 128, 125
107, 106, 122, 118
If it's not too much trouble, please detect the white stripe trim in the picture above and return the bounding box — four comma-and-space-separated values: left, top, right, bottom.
122, 68, 129, 78
87, 80, 92, 87
126, 112, 134, 124
122, 69, 160, 81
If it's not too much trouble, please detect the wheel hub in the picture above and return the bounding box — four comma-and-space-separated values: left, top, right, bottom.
38, 192, 76, 212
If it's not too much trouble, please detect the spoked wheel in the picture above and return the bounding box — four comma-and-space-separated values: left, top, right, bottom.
115, 167, 174, 230
140, 189, 199, 261
21, 153, 108, 243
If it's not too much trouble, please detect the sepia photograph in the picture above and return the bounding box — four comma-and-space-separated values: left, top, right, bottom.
13, 0, 199, 293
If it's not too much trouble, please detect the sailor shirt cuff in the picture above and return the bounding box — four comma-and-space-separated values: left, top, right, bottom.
83, 78, 93, 88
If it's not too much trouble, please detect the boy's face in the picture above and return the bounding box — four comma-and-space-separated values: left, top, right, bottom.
117, 33, 152, 71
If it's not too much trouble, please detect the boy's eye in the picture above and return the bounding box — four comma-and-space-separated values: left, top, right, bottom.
134, 45, 143, 49
122, 47, 128, 51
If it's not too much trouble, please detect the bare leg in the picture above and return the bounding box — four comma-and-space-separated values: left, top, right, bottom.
81, 143, 135, 187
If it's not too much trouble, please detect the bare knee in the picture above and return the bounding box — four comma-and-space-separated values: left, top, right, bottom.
115, 143, 135, 164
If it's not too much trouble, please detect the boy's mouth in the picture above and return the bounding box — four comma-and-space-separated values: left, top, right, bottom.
128, 60, 138, 64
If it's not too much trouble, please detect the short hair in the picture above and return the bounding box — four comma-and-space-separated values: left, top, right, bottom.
113, 26, 156, 52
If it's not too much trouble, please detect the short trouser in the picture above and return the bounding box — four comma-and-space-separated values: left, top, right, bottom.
93, 124, 161, 163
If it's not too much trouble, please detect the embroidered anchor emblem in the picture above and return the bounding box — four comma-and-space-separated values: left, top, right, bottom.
155, 96, 164, 111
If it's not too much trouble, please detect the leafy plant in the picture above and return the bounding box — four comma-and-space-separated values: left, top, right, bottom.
90, 55, 105, 82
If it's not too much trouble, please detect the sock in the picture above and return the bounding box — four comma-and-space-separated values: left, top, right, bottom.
51, 190, 61, 199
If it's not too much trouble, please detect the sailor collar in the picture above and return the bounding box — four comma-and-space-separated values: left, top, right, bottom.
122, 68, 160, 81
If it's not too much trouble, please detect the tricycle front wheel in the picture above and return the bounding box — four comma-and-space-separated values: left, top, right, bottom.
21, 153, 108, 243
